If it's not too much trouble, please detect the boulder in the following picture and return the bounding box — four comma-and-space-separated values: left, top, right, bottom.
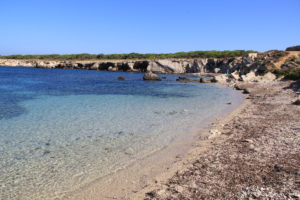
261, 72, 276, 82
241, 71, 257, 82
231, 71, 240, 80
108, 66, 118, 72
214, 74, 227, 82
234, 83, 251, 94
90, 63, 99, 70
143, 71, 161, 81
210, 77, 217, 83
234, 84, 246, 90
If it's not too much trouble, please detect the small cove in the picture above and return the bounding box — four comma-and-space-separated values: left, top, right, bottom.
0, 67, 243, 199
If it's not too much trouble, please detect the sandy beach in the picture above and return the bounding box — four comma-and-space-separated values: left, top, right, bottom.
140, 80, 300, 200
62, 84, 243, 200
1, 1, 299, 199
64, 80, 300, 200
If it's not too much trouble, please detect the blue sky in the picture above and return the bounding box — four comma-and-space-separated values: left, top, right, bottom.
1, 0, 300, 55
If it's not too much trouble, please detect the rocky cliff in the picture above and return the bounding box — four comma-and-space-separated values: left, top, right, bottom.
0, 51, 299, 74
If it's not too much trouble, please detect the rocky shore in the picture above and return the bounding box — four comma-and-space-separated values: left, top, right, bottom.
1, 50, 299, 200
0, 57, 249, 74
141, 80, 300, 200
0, 51, 299, 75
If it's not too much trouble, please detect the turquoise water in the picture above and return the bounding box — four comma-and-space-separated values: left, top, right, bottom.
0, 67, 243, 199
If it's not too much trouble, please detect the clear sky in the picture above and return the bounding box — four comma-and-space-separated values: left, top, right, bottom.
1, 0, 300, 55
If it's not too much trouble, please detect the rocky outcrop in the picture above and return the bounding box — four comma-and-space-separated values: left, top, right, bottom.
143, 71, 161, 81
0, 57, 246, 73
0, 51, 299, 75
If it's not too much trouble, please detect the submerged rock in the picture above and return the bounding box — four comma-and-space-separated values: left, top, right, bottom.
143, 71, 161, 81
199, 77, 216, 83
43, 150, 51, 156
124, 148, 134, 155
176, 77, 193, 82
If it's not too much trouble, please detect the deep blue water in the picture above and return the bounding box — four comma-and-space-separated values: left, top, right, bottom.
0, 67, 202, 120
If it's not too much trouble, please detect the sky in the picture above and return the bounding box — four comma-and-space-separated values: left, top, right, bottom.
1, 0, 300, 55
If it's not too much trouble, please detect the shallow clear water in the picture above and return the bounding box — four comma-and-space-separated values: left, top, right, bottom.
0, 67, 243, 199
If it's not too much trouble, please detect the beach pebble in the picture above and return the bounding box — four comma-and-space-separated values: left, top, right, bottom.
156, 189, 166, 196
124, 148, 134, 155
242, 139, 254, 143
190, 181, 197, 188
43, 150, 51, 156
168, 111, 177, 115
174, 185, 184, 193
208, 129, 221, 139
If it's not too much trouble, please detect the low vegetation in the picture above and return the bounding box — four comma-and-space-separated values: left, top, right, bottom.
273, 68, 300, 80
286, 45, 300, 51
0, 50, 257, 60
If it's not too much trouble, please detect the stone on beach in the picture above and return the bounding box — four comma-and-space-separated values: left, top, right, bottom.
208, 129, 221, 139
234, 83, 252, 94
144, 80, 300, 200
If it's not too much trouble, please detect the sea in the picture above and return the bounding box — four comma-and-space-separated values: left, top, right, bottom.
0, 66, 243, 199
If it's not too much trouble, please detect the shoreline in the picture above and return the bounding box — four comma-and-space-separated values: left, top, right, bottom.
0, 66, 245, 200
143, 80, 300, 199
1, 65, 298, 199
64, 84, 245, 200
130, 85, 250, 200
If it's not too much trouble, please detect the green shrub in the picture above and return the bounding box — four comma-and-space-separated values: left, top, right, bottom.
0, 50, 257, 60
273, 68, 300, 80
284, 68, 300, 80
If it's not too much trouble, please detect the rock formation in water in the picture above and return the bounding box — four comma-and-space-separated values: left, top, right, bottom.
143, 71, 162, 81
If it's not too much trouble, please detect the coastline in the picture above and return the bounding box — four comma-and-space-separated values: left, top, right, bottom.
0, 66, 245, 200
63, 84, 245, 200
1, 65, 298, 199
142, 80, 300, 199
131, 85, 250, 200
